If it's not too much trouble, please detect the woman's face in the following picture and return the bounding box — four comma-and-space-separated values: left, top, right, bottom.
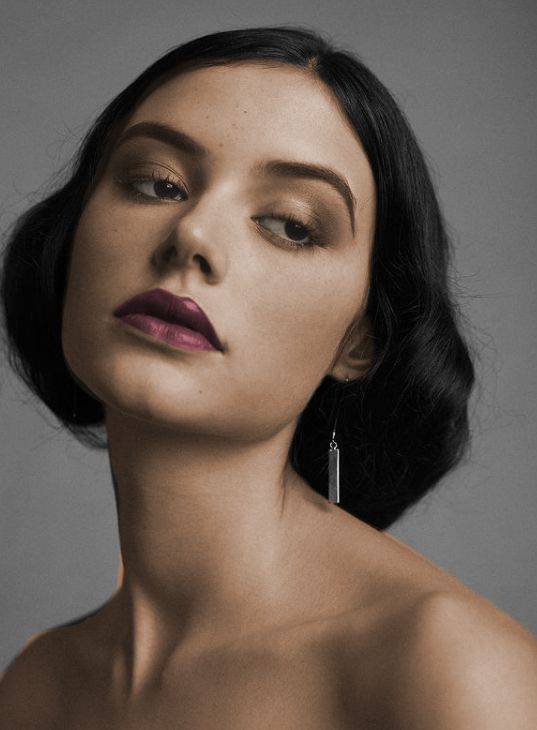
62, 62, 376, 440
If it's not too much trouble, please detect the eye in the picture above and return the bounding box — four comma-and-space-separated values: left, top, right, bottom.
128, 174, 187, 201
256, 214, 319, 247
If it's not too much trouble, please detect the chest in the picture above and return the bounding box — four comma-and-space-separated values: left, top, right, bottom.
57, 630, 375, 730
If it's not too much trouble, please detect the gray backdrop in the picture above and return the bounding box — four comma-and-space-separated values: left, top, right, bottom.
1, 0, 536, 670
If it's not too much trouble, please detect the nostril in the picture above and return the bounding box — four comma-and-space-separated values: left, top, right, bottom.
197, 255, 211, 275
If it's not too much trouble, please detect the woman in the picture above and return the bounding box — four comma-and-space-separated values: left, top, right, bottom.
0, 24, 536, 728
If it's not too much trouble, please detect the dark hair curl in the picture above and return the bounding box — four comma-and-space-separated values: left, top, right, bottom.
0, 25, 475, 530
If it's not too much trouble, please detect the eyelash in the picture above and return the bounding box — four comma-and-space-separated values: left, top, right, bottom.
255, 211, 322, 249
115, 170, 325, 249
118, 170, 186, 203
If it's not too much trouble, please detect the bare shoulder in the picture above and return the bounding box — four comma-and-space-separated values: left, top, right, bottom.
384, 589, 537, 729
0, 628, 69, 727
0, 610, 100, 730
331, 520, 537, 729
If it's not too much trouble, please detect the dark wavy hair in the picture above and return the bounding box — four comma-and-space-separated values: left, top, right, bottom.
0, 25, 475, 530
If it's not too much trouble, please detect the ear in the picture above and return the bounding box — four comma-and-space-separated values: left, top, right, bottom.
328, 315, 375, 382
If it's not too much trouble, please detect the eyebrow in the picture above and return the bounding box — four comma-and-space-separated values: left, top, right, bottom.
252, 160, 356, 235
116, 121, 209, 158
116, 121, 357, 233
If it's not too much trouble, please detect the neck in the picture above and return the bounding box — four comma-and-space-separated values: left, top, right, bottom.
102, 406, 328, 694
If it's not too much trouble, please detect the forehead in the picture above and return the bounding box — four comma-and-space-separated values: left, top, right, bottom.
127, 62, 375, 207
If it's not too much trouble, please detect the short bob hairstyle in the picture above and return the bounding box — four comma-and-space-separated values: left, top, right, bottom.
0, 25, 475, 530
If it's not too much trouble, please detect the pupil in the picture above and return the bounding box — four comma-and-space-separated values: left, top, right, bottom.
154, 180, 178, 198
285, 221, 307, 241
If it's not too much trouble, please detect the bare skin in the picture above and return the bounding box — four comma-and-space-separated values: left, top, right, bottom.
2, 510, 537, 729
1, 62, 536, 728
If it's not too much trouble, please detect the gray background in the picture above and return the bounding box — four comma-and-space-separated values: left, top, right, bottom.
1, 0, 536, 670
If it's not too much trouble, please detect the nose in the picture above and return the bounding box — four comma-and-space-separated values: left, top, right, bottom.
151, 191, 230, 284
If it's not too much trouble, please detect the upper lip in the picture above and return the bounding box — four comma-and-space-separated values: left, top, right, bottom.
113, 288, 223, 351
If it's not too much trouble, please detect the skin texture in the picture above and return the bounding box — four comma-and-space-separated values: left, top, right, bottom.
1, 62, 536, 728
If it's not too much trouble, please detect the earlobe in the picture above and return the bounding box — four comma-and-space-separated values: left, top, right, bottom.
329, 315, 375, 382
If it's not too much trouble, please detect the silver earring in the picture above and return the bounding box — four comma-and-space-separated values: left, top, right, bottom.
328, 376, 349, 504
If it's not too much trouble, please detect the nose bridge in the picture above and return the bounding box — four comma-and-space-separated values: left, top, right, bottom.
180, 181, 234, 243
169, 179, 239, 274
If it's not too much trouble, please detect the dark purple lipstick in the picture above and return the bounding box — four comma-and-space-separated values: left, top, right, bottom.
113, 288, 223, 352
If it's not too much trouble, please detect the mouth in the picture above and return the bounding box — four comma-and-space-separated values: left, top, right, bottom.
112, 288, 223, 352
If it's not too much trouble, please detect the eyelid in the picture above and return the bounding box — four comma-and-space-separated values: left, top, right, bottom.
113, 164, 188, 200
255, 210, 326, 248
112, 161, 330, 245
114, 159, 185, 181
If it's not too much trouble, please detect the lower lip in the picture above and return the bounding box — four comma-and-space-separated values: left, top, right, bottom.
115, 314, 218, 352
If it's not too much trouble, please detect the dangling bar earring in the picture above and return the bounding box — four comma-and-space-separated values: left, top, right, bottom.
328, 428, 340, 504
328, 376, 348, 504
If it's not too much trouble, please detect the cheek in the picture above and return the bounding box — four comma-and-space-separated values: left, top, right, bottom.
65, 203, 119, 294
60, 186, 369, 437
235, 259, 366, 418
270, 254, 367, 362
61, 197, 128, 380
62, 190, 158, 325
